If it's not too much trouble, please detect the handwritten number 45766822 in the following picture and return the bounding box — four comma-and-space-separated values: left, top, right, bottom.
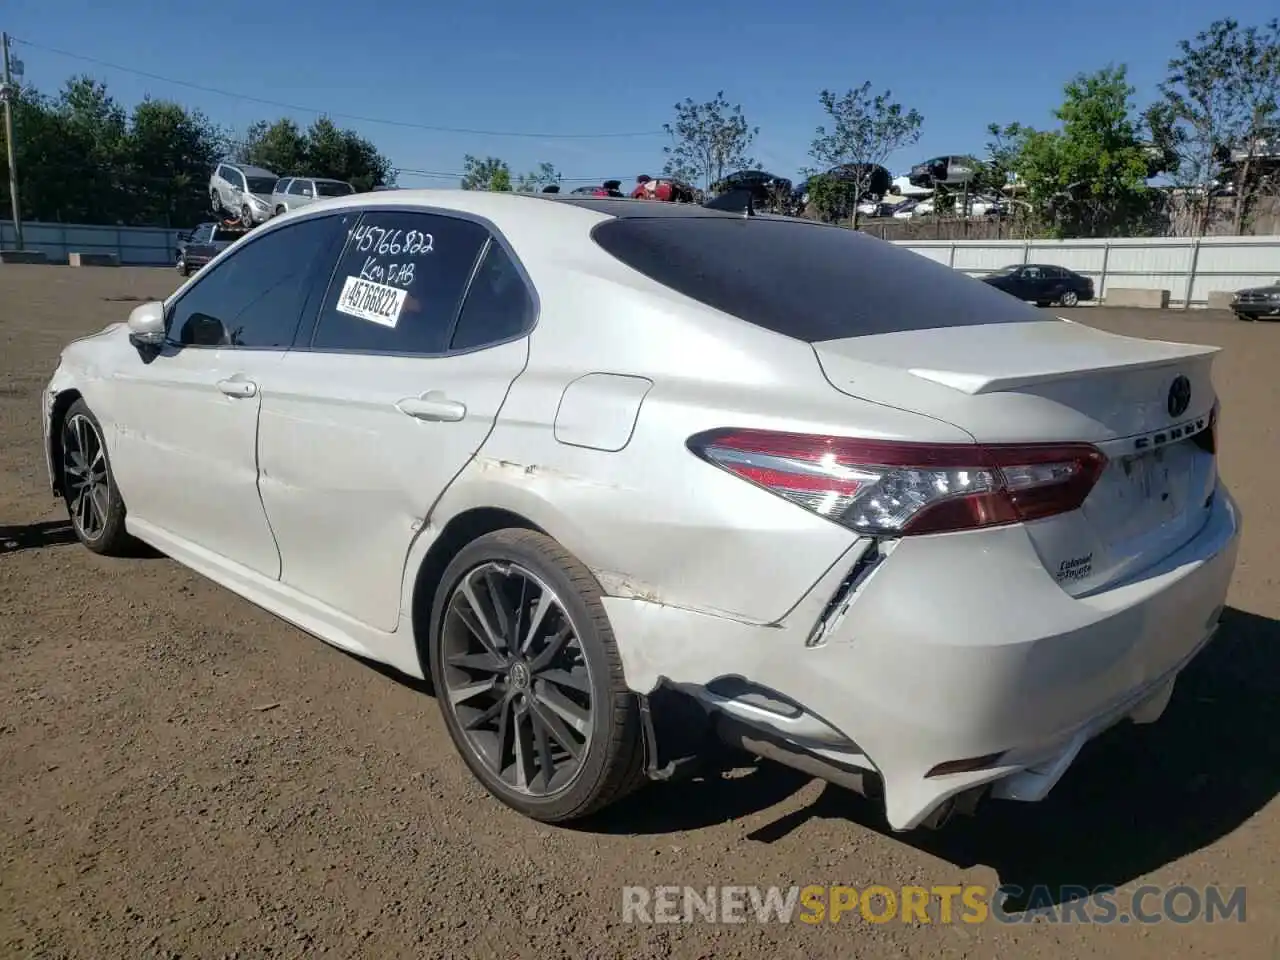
351, 225, 433, 256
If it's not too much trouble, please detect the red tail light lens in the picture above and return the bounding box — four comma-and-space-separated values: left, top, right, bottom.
687, 428, 1107, 536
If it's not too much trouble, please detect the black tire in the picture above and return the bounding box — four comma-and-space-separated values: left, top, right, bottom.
275, 205, 287, 217
59, 399, 137, 556
1234, 312, 1254, 322
1035, 300, 1051, 308
428, 528, 645, 822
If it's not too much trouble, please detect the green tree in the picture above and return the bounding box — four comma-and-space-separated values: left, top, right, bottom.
1155, 17, 1280, 234
808, 83, 923, 227
662, 91, 757, 192
515, 161, 560, 192
803, 174, 857, 223
240, 118, 308, 176
461, 155, 512, 191
54, 76, 128, 222
303, 116, 394, 191
1008, 66, 1158, 238
126, 97, 224, 226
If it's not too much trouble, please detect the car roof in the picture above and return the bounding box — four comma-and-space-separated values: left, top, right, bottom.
279, 188, 780, 225
222, 162, 277, 178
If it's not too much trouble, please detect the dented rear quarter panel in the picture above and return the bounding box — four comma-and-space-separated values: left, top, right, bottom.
428, 259, 973, 625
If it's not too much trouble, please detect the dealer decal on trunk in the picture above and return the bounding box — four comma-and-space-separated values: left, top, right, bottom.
335, 275, 408, 329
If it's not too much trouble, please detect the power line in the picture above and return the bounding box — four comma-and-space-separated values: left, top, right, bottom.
10, 36, 666, 141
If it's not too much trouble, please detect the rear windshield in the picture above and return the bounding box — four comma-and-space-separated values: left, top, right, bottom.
315, 181, 355, 197
591, 217, 1041, 341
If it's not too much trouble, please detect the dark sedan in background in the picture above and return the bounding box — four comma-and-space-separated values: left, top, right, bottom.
1230, 282, 1280, 320
175, 222, 249, 276
981, 263, 1095, 307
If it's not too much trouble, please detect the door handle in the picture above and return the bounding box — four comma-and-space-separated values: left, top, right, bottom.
396, 391, 466, 422
217, 377, 257, 399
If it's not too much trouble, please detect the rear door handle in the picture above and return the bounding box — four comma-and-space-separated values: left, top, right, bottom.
216, 377, 257, 399
396, 391, 466, 422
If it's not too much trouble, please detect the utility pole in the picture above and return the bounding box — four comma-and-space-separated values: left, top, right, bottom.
2, 32, 24, 250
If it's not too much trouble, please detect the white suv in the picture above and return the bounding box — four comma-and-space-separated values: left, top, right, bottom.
209, 161, 279, 226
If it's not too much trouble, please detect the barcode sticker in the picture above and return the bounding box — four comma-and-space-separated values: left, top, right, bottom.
335, 275, 408, 328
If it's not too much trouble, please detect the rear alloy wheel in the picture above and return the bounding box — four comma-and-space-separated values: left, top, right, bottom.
60, 399, 135, 555
1059, 290, 1079, 307
429, 529, 644, 822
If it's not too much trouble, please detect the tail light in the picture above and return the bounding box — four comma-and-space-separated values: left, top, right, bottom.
687, 428, 1107, 537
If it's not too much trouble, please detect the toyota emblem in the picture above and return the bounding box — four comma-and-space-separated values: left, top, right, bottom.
1167, 375, 1192, 418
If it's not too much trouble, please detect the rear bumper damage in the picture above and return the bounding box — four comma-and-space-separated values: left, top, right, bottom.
608, 485, 1241, 832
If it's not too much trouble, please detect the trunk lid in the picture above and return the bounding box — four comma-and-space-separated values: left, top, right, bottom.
811, 319, 1220, 595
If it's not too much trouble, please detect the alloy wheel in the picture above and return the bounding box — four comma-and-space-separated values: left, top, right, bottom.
1061, 290, 1079, 307
62, 413, 110, 541
439, 561, 594, 797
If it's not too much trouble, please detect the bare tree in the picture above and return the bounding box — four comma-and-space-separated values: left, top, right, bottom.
808, 83, 923, 228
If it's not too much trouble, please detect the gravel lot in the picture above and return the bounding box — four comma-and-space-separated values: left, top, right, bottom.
1, 265, 1277, 959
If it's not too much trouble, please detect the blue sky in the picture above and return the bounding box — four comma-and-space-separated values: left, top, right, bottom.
3, 0, 1274, 188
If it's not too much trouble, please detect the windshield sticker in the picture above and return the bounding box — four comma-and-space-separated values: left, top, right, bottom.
335, 275, 407, 328
350, 224, 433, 257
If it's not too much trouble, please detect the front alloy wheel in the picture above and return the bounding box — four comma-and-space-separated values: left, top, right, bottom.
59, 399, 133, 554
430, 529, 645, 822
1060, 290, 1079, 307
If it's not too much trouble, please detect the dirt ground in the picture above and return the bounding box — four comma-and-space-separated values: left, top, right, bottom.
1, 265, 1277, 960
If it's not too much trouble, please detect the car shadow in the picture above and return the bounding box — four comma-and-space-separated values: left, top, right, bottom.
729, 605, 1280, 907
0, 520, 78, 553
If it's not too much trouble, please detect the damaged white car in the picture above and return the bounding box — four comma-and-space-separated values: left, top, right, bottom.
43, 190, 1240, 831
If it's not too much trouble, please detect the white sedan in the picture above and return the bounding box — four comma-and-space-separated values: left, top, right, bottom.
42, 191, 1240, 832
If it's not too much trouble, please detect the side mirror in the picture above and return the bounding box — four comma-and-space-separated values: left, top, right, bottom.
127, 301, 166, 349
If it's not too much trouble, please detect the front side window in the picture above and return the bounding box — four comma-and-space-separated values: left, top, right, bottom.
166, 214, 347, 349
310, 210, 489, 355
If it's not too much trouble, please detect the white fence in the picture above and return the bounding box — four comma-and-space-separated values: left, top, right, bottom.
893, 236, 1280, 307
1, 221, 181, 266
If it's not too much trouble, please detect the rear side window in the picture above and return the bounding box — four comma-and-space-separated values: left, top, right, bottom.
449, 241, 535, 351
591, 217, 1041, 341
311, 210, 489, 355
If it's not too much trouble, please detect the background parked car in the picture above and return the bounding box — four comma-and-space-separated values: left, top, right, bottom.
710, 170, 794, 211
270, 177, 356, 216
1230, 281, 1280, 320
209, 162, 279, 226
174, 221, 249, 276
981, 263, 1095, 307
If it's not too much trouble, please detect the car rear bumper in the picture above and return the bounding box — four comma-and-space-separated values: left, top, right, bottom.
604, 484, 1241, 831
